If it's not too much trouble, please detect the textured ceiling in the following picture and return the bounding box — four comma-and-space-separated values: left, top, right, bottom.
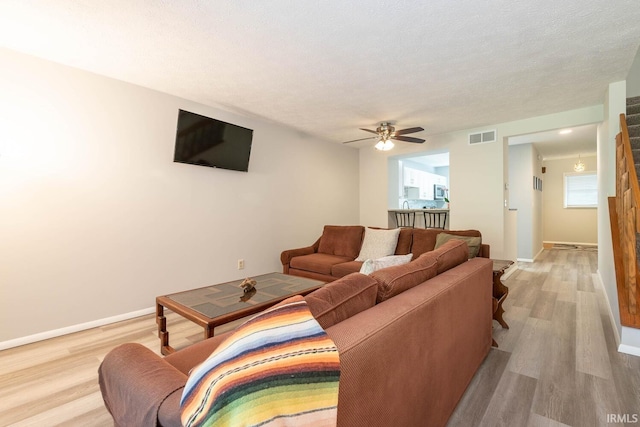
0, 1, 639, 149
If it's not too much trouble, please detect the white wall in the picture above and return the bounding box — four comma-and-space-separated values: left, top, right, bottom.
598, 80, 640, 355
542, 156, 598, 245
509, 144, 532, 259
360, 105, 603, 261
627, 47, 640, 98
508, 144, 543, 260
362, 129, 507, 256
532, 148, 544, 259
0, 48, 360, 344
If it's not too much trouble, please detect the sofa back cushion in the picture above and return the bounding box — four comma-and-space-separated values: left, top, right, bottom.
409, 228, 441, 258
371, 254, 438, 303
317, 225, 365, 258
410, 228, 482, 258
395, 227, 414, 255
434, 232, 482, 258
305, 273, 378, 329
430, 239, 469, 274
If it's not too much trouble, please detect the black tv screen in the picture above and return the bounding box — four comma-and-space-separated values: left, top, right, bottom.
173, 109, 253, 172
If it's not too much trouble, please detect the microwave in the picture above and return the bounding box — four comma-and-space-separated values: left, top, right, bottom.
434, 184, 446, 200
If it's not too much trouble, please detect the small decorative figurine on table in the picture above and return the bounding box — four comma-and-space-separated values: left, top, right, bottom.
239, 278, 257, 302
240, 278, 257, 293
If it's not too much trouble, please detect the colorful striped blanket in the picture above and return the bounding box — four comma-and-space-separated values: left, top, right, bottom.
180, 295, 340, 427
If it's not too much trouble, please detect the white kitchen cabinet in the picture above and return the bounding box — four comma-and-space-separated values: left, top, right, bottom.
404, 168, 418, 186
403, 167, 447, 200
419, 173, 428, 199
422, 174, 433, 200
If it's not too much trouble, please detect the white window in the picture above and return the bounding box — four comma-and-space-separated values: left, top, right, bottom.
564, 172, 597, 208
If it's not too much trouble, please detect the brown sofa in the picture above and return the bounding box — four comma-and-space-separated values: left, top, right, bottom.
281, 225, 490, 282
99, 239, 493, 427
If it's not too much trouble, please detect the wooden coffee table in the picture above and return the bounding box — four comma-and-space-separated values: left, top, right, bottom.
156, 272, 324, 355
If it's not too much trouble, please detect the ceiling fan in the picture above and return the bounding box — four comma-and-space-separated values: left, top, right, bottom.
342, 122, 425, 151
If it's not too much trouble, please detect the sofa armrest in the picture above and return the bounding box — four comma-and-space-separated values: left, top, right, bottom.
280, 237, 321, 273
164, 332, 231, 375
98, 343, 187, 427
479, 243, 490, 258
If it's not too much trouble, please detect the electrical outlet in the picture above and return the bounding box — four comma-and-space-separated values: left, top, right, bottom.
237, 259, 244, 270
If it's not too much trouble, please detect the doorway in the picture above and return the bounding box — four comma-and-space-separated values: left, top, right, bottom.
507, 124, 598, 261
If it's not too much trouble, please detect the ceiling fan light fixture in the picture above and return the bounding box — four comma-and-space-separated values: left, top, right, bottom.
375, 138, 394, 151
343, 123, 425, 148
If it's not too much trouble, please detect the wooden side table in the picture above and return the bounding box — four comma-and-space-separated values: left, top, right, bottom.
492, 259, 513, 329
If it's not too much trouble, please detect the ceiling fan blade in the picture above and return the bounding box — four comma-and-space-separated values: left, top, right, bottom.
359, 128, 379, 135
394, 127, 424, 136
342, 136, 378, 144
393, 136, 425, 144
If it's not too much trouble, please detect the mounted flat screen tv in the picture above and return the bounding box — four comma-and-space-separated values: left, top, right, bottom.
173, 109, 253, 172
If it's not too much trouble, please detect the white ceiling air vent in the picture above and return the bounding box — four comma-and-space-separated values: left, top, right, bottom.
468, 129, 496, 145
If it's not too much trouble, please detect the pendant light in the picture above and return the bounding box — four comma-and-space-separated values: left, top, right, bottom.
574, 155, 585, 172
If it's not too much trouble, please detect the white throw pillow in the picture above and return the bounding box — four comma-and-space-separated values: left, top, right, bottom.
359, 254, 413, 275
355, 228, 401, 262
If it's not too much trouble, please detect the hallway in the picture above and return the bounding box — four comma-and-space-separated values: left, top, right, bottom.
449, 247, 640, 427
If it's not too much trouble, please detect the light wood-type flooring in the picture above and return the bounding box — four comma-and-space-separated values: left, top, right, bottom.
449, 247, 640, 427
1, 247, 639, 426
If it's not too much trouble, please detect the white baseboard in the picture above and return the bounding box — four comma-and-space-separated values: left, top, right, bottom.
592, 270, 640, 356
502, 264, 518, 280
543, 240, 598, 246
618, 344, 640, 357
515, 248, 544, 264
593, 272, 622, 349
593, 271, 640, 357
534, 247, 544, 260
0, 307, 155, 351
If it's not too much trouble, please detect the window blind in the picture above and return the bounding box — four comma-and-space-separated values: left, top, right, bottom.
564, 172, 597, 208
